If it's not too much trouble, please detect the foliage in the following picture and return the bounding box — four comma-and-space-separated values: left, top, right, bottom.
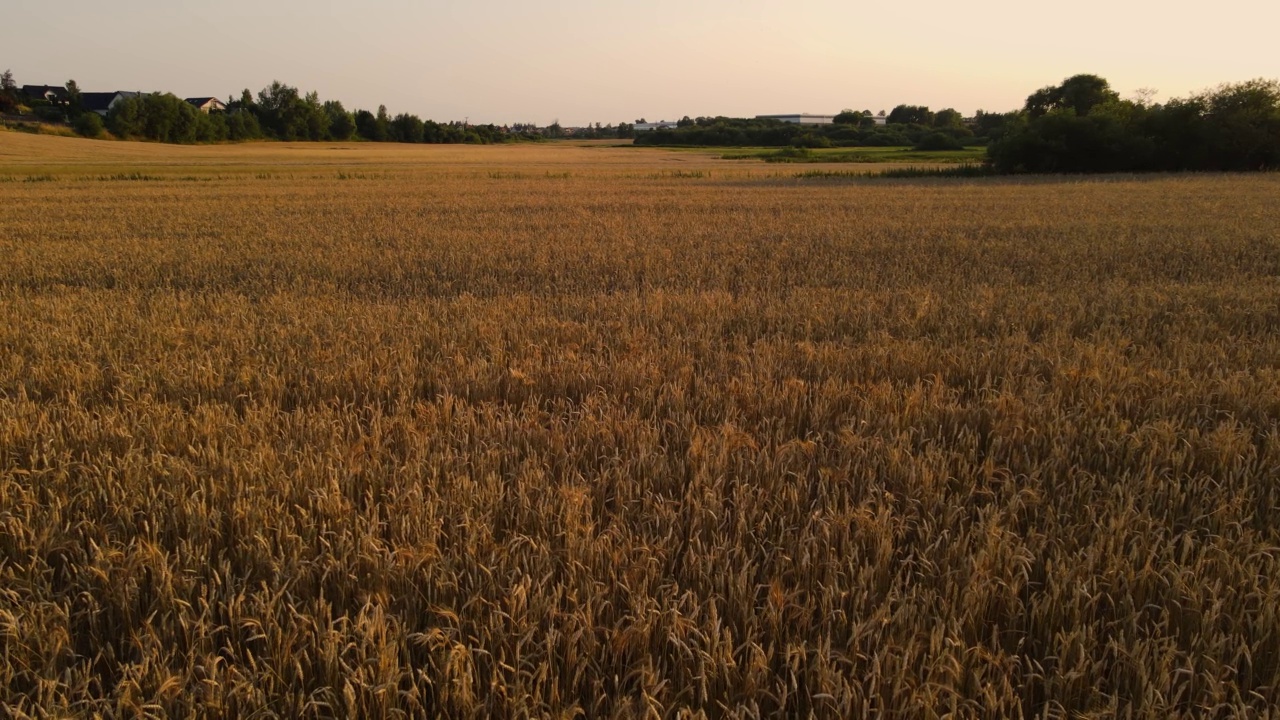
914, 131, 965, 151
107, 93, 230, 143
0, 70, 16, 114
887, 104, 935, 126
324, 100, 355, 141
390, 112, 425, 143
990, 77, 1280, 172
32, 105, 65, 123
834, 109, 873, 125
72, 111, 104, 138
634, 115, 974, 149
933, 108, 963, 128
1025, 74, 1119, 118
255, 81, 329, 141
65, 79, 82, 117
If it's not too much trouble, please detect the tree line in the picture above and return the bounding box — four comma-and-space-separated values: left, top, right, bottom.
988, 75, 1280, 172
632, 108, 987, 150
1, 74, 632, 144
105, 82, 536, 144
633, 74, 1280, 172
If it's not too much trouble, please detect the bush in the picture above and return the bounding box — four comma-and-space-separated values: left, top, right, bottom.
33, 105, 65, 123
791, 133, 833, 148
915, 132, 964, 151
73, 112, 105, 138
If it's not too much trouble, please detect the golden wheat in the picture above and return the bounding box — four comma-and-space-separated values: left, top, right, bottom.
2, 132, 1279, 718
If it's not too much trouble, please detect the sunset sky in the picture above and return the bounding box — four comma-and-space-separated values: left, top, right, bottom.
5, 0, 1277, 126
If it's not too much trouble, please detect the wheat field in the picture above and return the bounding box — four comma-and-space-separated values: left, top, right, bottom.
2, 132, 1279, 718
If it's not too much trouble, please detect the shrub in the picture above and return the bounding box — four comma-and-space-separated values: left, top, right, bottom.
33, 105, 65, 123
73, 112, 105, 138
915, 132, 964, 151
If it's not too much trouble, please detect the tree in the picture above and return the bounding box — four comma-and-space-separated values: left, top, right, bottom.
390, 112, 425, 143
354, 109, 382, 141
324, 100, 355, 140
375, 105, 391, 140
915, 131, 963, 151
255, 81, 326, 140
1025, 74, 1118, 117
233, 88, 256, 113
65, 79, 83, 116
1195, 78, 1280, 170
677, 115, 694, 127
226, 110, 262, 141
933, 108, 963, 128
106, 93, 206, 143
887, 105, 934, 126
302, 91, 330, 141
0, 69, 16, 113
73, 111, 104, 138
833, 109, 863, 125
972, 109, 1017, 140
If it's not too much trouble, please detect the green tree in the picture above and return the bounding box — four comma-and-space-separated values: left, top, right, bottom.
1025, 74, 1118, 117
887, 105, 934, 125
933, 108, 963, 128
1195, 78, 1280, 169
226, 110, 262, 141
302, 91, 330, 141
256, 81, 314, 140
0, 69, 16, 113
65, 79, 83, 117
833, 109, 863, 125
915, 131, 963, 151
390, 113, 425, 143
972, 109, 1017, 140
376, 105, 391, 140
354, 109, 382, 141
324, 100, 355, 140
73, 111, 104, 138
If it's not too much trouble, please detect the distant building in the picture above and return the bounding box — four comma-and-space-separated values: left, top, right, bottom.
756, 112, 890, 127
634, 121, 679, 132
756, 114, 837, 125
80, 91, 142, 116
185, 97, 227, 113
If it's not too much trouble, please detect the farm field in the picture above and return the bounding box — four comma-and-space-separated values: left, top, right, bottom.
2, 132, 1280, 717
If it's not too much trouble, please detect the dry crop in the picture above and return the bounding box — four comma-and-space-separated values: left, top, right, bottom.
2, 132, 1279, 718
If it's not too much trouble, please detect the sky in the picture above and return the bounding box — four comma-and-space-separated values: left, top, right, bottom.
4, 0, 1278, 126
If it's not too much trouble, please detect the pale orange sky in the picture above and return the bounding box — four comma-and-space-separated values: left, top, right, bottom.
4, 0, 1278, 126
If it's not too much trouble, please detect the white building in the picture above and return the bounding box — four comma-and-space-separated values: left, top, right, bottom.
634, 121, 679, 132
757, 112, 890, 126
755, 114, 837, 125
185, 97, 227, 114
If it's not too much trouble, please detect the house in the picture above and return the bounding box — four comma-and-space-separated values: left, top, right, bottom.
20, 85, 70, 104
756, 114, 837, 125
80, 91, 142, 116
185, 97, 226, 113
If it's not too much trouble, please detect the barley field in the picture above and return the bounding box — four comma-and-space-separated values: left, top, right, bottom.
2, 132, 1279, 718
